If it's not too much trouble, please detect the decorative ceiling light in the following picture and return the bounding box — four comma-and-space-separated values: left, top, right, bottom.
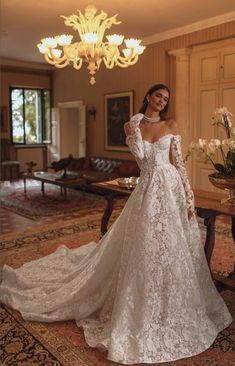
37, 5, 146, 85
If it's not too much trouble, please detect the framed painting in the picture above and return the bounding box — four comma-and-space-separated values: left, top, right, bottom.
0, 106, 8, 133
105, 91, 134, 151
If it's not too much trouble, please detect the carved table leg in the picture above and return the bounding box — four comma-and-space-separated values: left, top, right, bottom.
197, 207, 235, 291
101, 193, 114, 236
196, 208, 217, 269
229, 217, 235, 281
41, 182, 45, 197
203, 215, 216, 268
23, 177, 26, 194
231, 217, 235, 242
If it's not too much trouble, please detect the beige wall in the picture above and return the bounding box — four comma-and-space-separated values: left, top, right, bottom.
53, 21, 235, 160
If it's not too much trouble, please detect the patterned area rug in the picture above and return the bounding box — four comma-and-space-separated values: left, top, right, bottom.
1, 214, 235, 365
0, 183, 112, 220
200, 215, 235, 277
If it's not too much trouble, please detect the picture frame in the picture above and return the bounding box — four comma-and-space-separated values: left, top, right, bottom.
0, 106, 8, 133
105, 91, 134, 151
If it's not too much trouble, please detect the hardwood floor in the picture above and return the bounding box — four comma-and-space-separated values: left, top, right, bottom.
0, 208, 43, 235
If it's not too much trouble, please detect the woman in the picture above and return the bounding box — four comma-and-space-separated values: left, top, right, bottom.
0, 84, 232, 364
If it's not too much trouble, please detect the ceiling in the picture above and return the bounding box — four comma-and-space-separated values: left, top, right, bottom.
1, 0, 235, 64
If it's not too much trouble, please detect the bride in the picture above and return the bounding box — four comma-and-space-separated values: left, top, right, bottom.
0, 83, 232, 364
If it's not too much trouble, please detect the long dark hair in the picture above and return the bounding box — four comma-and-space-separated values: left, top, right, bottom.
139, 83, 170, 120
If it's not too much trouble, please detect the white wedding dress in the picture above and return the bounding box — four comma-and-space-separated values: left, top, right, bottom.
0, 113, 232, 364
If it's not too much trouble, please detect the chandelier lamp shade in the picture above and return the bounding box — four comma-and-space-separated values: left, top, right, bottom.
37, 5, 146, 85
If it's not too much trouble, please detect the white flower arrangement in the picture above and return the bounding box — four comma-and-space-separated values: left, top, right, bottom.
185, 107, 235, 177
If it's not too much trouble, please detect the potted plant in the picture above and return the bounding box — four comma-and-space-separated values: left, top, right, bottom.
185, 107, 235, 204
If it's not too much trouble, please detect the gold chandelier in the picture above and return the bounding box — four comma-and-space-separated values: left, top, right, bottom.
37, 5, 146, 85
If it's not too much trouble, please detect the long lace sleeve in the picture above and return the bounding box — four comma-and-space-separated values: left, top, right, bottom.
171, 135, 195, 215
125, 113, 144, 160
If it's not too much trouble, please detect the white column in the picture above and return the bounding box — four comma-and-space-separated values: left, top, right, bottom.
78, 105, 86, 157
48, 108, 60, 164
168, 48, 193, 181
168, 48, 192, 154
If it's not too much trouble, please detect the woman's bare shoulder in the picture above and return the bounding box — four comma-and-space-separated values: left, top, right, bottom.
166, 119, 179, 135
124, 121, 131, 136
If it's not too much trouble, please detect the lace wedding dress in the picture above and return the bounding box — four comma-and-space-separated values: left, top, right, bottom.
0, 113, 232, 364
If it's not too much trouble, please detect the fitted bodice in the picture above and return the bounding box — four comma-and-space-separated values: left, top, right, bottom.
125, 113, 195, 215
126, 117, 174, 173
141, 134, 173, 171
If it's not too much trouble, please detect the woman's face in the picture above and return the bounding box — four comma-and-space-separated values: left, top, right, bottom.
147, 89, 169, 112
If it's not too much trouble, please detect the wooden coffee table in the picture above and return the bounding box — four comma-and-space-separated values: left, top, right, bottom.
92, 180, 131, 235
92, 180, 235, 291
23, 171, 84, 200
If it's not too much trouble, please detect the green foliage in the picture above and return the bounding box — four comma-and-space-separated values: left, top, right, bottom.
25, 90, 40, 143
11, 88, 51, 144
214, 163, 227, 174
227, 151, 235, 167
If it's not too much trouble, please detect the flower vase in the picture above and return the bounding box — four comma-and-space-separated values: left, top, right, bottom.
208, 173, 235, 205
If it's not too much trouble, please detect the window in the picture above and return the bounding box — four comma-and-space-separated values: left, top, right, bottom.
10, 87, 51, 144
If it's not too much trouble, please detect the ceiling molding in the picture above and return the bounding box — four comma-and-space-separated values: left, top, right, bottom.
143, 11, 235, 45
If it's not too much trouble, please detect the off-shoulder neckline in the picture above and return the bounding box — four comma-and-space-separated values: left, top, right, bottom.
126, 120, 181, 145
142, 133, 173, 145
